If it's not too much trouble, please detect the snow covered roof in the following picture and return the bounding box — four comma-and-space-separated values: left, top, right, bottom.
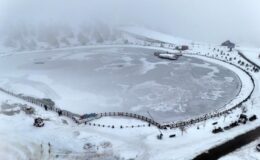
221, 40, 235, 48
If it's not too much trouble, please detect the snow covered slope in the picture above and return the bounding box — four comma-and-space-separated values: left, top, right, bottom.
120, 26, 191, 45
0, 24, 141, 53
0, 25, 192, 54
238, 47, 260, 66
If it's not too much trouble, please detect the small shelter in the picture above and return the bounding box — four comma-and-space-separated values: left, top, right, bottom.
221, 40, 235, 51
175, 45, 189, 51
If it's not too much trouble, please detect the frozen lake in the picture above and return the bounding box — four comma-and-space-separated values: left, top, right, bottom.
0, 47, 241, 122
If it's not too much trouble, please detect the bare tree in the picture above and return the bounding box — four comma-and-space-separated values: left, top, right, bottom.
179, 126, 187, 135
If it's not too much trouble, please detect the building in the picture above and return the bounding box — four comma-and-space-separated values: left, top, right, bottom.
175, 45, 189, 51
221, 40, 235, 51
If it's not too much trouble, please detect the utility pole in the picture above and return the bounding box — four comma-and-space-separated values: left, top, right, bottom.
147, 111, 163, 139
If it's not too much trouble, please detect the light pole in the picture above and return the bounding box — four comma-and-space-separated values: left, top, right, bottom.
147, 111, 163, 139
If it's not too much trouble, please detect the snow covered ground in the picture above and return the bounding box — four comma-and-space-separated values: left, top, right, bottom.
219, 46, 260, 160
0, 84, 259, 160
237, 47, 260, 66
0, 96, 120, 160
0, 28, 259, 160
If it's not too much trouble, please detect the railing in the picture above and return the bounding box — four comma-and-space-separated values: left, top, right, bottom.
237, 50, 260, 69
0, 44, 256, 129
0, 87, 80, 122
97, 112, 161, 127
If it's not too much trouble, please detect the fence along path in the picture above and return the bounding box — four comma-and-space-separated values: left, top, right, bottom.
0, 87, 162, 127
0, 45, 256, 129
167, 52, 256, 129
97, 112, 161, 127
237, 50, 260, 69
0, 87, 80, 120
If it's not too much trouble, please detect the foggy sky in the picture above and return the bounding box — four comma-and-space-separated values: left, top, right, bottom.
0, 0, 260, 47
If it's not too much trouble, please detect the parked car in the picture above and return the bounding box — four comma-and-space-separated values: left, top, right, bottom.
34, 117, 44, 127
169, 134, 176, 138
256, 144, 260, 152
249, 115, 257, 121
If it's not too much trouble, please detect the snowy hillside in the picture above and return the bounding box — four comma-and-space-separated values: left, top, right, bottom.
0, 24, 145, 53
238, 47, 260, 66
0, 25, 195, 54
120, 26, 191, 45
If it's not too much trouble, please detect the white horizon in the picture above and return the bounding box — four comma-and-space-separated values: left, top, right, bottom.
0, 0, 260, 47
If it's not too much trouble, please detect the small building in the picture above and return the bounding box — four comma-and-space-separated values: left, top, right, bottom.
175, 45, 189, 51
221, 40, 235, 51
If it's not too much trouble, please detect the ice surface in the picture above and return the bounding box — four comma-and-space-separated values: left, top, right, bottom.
0, 47, 241, 122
